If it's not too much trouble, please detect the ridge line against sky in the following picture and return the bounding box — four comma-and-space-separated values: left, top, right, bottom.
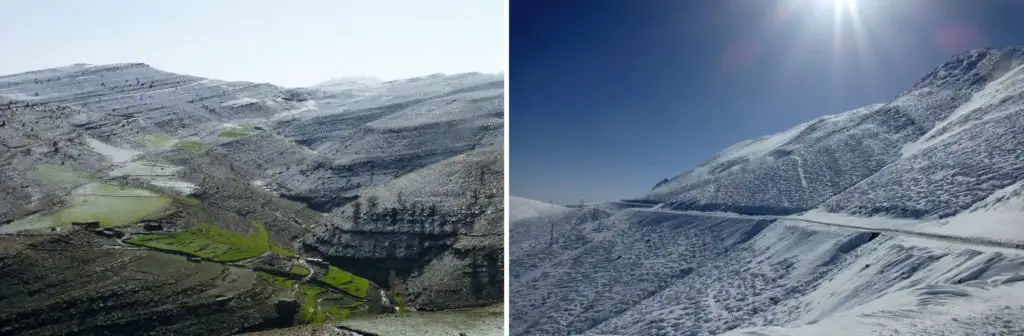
510, 0, 1024, 204
0, 0, 504, 88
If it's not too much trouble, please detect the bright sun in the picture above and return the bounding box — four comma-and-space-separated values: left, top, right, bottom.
831, 0, 858, 10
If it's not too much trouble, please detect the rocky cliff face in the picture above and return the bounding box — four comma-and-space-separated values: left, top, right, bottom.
308, 147, 504, 310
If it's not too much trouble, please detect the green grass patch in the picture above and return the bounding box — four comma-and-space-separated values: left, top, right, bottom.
175, 195, 201, 206
124, 223, 295, 262
2, 181, 171, 233
252, 223, 295, 258
318, 298, 361, 321
126, 224, 267, 262
63, 183, 171, 228
218, 126, 256, 138
27, 183, 169, 230
256, 273, 362, 324
298, 284, 326, 323
271, 244, 296, 258
296, 284, 361, 323
319, 266, 370, 299
258, 272, 298, 289
256, 273, 343, 323
173, 141, 210, 154
141, 135, 178, 149
31, 164, 91, 188
289, 265, 311, 277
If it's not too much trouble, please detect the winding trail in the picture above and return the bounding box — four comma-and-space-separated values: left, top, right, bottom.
290, 255, 316, 295
604, 201, 1024, 252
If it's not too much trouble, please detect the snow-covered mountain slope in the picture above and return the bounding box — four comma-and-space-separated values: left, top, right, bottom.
0, 63, 503, 334
649, 103, 916, 215
649, 47, 1024, 218
821, 48, 1024, 218
269, 72, 503, 212
511, 46, 1024, 336
510, 202, 1024, 336
510, 196, 571, 223
0, 63, 293, 138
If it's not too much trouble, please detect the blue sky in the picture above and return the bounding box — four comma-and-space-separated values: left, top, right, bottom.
510, 0, 1024, 204
0, 0, 504, 87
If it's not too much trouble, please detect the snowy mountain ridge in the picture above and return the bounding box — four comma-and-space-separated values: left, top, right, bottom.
648, 46, 1024, 220
511, 46, 1024, 336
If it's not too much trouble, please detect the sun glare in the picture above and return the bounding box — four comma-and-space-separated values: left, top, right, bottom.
763, 0, 877, 92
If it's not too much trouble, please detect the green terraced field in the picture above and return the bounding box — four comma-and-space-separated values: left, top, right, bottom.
297, 284, 363, 323
125, 223, 292, 262
289, 265, 311, 277
319, 266, 371, 299
257, 272, 363, 324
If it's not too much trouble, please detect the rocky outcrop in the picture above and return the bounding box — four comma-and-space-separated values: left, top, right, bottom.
308, 147, 504, 310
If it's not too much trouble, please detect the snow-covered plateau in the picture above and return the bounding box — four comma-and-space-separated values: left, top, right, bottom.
511, 46, 1024, 335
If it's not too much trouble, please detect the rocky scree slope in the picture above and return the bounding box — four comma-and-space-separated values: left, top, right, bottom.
0, 63, 503, 334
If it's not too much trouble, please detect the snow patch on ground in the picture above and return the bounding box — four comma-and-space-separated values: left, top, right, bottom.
923, 181, 1024, 241
366, 88, 503, 129
0, 91, 43, 101
712, 121, 812, 164
220, 97, 261, 107
723, 258, 1024, 336
249, 180, 279, 196
901, 61, 1024, 157
85, 136, 141, 163
148, 181, 199, 194
108, 161, 197, 195
271, 99, 318, 119
510, 196, 571, 223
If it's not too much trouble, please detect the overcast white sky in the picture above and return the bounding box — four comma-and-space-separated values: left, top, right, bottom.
0, 0, 505, 87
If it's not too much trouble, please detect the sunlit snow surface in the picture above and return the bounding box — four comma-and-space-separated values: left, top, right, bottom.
510, 201, 1024, 336
649, 47, 1024, 219
510, 196, 572, 223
